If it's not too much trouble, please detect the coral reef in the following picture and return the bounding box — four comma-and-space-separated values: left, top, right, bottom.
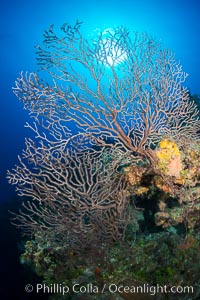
20, 139, 200, 299
155, 139, 182, 178
21, 230, 200, 299
122, 139, 200, 231
7, 20, 200, 299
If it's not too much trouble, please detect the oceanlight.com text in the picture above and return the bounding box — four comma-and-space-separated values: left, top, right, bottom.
24, 283, 194, 296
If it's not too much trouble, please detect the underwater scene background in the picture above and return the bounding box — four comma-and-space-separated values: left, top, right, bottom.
1, 0, 200, 299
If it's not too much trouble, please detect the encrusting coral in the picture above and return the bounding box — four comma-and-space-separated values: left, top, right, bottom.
155, 139, 183, 178
122, 139, 200, 230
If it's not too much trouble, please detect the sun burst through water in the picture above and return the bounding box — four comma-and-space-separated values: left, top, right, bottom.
101, 28, 127, 66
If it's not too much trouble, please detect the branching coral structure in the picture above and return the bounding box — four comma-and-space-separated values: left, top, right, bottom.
7, 21, 200, 267
13, 21, 199, 166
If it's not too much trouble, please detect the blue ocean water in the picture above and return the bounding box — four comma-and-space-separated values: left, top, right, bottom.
0, 0, 200, 298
